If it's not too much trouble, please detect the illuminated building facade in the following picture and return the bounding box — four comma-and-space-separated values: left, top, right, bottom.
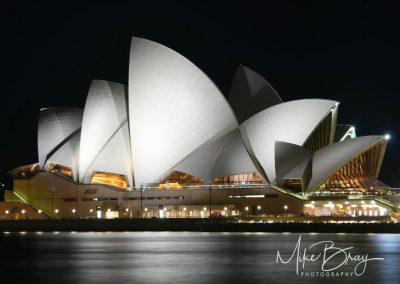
2, 37, 399, 220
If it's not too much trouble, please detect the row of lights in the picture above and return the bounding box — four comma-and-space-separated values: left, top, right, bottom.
5, 209, 26, 214
142, 207, 230, 212
5, 206, 246, 215
244, 205, 288, 211
307, 200, 378, 206
3, 208, 112, 215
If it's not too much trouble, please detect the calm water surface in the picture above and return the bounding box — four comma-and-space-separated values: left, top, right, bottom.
0, 232, 398, 284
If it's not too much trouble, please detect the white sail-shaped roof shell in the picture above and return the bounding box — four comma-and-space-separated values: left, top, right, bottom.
210, 129, 258, 180
334, 124, 356, 142
46, 132, 81, 181
239, 99, 338, 183
78, 80, 133, 186
128, 37, 238, 186
307, 135, 387, 191
228, 65, 282, 124
37, 107, 83, 180
172, 134, 230, 183
171, 129, 259, 183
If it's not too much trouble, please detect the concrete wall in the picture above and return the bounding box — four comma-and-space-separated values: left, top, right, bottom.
11, 172, 304, 219
0, 201, 43, 220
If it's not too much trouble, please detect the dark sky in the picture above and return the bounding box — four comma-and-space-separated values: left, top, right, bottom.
1, 1, 399, 186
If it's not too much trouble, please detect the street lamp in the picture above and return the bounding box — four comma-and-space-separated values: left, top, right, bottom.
140, 185, 143, 219
51, 187, 56, 218
209, 185, 212, 217
245, 206, 249, 216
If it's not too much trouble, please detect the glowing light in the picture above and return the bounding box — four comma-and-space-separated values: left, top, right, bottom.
72, 209, 76, 213
91, 172, 127, 189
54, 209, 59, 213
38, 209, 42, 214
385, 134, 391, 140
245, 206, 249, 211
284, 205, 288, 210
21, 210, 26, 214
203, 207, 207, 211
224, 207, 228, 211
90, 209, 93, 213
183, 207, 187, 211
107, 208, 111, 212
257, 205, 261, 210
144, 208, 148, 212
125, 208, 129, 212
5, 210, 9, 214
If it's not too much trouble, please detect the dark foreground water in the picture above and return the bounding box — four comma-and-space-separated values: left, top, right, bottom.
0, 232, 398, 284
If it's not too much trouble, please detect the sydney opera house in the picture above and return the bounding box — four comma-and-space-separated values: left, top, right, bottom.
2, 37, 399, 220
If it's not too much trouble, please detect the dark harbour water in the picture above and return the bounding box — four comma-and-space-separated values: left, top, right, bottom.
0, 232, 399, 284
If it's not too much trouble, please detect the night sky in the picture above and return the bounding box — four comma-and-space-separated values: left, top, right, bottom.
1, 1, 400, 187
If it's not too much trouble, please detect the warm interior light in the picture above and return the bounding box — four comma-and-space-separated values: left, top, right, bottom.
90, 171, 127, 189
158, 182, 181, 190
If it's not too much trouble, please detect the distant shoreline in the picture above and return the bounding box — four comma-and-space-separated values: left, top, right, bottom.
0, 219, 399, 233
